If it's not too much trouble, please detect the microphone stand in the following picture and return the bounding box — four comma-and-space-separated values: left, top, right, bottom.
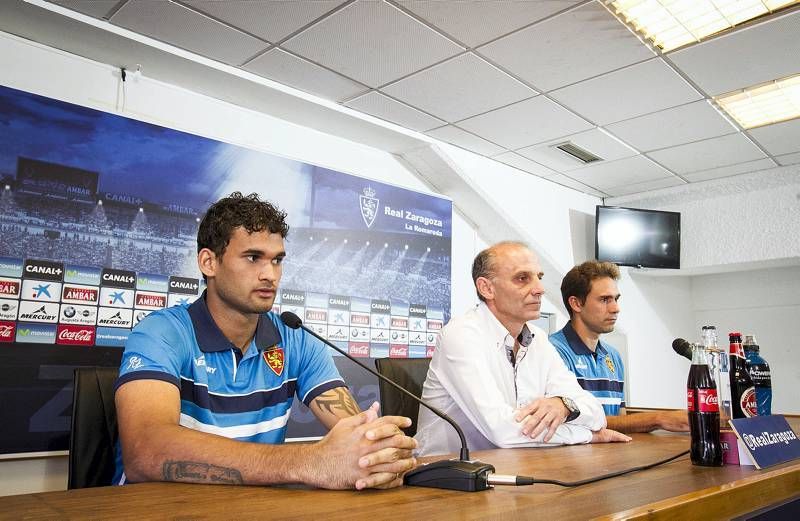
280, 312, 495, 492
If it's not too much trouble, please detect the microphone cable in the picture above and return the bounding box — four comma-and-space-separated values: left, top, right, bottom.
487, 449, 690, 487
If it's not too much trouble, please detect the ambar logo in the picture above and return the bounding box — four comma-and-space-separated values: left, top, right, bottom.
135, 292, 166, 309
0, 278, 20, 298
62, 285, 99, 303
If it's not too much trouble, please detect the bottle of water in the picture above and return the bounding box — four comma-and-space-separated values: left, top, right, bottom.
702, 325, 732, 429
743, 334, 772, 416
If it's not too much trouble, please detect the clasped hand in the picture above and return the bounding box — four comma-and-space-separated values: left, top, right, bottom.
316, 402, 417, 490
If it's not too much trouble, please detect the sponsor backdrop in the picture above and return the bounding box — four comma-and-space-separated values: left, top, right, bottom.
0, 84, 452, 454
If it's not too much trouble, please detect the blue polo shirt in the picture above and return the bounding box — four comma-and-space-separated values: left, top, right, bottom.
112, 293, 344, 484
549, 322, 625, 416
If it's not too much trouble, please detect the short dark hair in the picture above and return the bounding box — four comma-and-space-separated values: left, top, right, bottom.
197, 192, 289, 258
560, 260, 620, 317
471, 241, 528, 302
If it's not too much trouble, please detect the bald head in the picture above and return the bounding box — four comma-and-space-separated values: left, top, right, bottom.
471, 241, 531, 302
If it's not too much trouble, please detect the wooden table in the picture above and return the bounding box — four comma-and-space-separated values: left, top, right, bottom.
2, 419, 799, 520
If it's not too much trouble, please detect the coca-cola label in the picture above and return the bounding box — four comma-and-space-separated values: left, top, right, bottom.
389, 345, 409, 358
348, 342, 370, 357
0, 321, 16, 343
56, 324, 96, 346
688, 388, 719, 413
741, 387, 757, 417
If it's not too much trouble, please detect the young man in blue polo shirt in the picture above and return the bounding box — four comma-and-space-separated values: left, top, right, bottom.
550, 261, 688, 434
114, 192, 416, 490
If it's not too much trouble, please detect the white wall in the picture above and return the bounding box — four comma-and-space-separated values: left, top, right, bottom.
691, 265, 800, 415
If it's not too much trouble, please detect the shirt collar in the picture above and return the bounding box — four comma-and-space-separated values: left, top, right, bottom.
188, 291, 282, 353
477, 301, 535, 349
562, 321, 608, 357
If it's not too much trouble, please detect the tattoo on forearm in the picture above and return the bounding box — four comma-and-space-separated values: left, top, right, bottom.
316, 388, 360, 416
162, 461, 244, 485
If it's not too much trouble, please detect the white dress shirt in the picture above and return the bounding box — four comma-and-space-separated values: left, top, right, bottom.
415, 302, 606, 456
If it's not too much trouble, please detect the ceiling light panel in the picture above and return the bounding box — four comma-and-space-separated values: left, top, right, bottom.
607, 0, 799, 52
715, 73, 800, 129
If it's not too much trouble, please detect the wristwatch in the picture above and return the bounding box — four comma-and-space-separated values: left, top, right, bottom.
560, 396, 580, 423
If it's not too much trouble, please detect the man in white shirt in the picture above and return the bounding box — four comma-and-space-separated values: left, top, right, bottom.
415, 241, 630, 456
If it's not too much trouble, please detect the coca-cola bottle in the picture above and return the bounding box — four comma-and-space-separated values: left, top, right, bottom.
729, 332, 757, 418
687, 343, 723, 466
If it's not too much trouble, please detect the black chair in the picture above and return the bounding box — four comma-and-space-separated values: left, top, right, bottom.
374, 358, 431, 437
68, 367, 120, 489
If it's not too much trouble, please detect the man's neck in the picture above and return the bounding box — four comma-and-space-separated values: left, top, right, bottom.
485, 303, 525, 344
205, 292, 259, 353
570, 318, 600, 353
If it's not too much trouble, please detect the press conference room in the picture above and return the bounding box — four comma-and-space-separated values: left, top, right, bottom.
1, 1, 799, 519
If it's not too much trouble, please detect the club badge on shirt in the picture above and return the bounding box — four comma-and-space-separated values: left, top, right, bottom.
263, 346, 284, 376
605, 356, 616, 374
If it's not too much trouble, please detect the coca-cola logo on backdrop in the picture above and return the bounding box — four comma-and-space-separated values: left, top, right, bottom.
55, 324, 96, 346
0, 322, 15, 342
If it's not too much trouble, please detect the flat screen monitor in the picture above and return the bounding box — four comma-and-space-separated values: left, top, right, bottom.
595, 205, 680, 269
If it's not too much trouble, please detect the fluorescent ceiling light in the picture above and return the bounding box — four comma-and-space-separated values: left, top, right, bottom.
607, 0, 799, 52
715, 74, 800, 128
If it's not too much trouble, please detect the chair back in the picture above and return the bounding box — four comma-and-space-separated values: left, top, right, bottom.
374, 358, 431, 437
68, 367, 119, 489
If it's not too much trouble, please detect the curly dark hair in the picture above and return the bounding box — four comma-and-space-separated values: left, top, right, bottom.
197, 192, 289, 257
560, 260, 620, 317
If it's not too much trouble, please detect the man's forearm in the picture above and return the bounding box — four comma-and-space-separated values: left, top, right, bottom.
122, 423, 318, 486
605, 412, 661, 434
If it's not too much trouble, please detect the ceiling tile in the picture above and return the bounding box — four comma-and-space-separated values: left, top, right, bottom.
517, 128, 637, 172
606, 100, 738, 152
682, 158, 777, 182
381, 53, 535, 122
550, 59, 702, 125
479, 1, 654, 92
426, 125, 506, 156
457, 96, 593, 149
776, 152, 800, 167
282, 0, 463, 87
244, 49, 367, 102
345, 91, 445, 132
492, 152, 558, 178
110, 0, 268, 65
396, 0, 581, 47
748, 118, 800, 157
51, 0, 118, 18
603, 176, 686, 197
566, 155, 673, 189
546, 174, 608, 197
669, 10, 800, 96
184, 0, 345, 43
648, 133, 766, 174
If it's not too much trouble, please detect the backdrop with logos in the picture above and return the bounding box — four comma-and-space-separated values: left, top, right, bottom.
0, 84, 452, 454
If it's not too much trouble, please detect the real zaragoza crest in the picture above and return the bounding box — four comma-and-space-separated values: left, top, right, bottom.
359, 186, 378, 228
263, 346, 284, 376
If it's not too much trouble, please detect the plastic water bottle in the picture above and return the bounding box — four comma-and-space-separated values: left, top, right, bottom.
743, 334, 772, 416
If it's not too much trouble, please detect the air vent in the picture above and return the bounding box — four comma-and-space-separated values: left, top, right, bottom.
553, 142, 603, 164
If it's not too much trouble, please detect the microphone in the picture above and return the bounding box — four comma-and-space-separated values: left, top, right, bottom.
280, 311, 495, 492
672, 338, 693, 360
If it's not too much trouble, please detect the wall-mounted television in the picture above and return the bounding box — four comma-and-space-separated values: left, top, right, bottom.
595, 205, 681, 269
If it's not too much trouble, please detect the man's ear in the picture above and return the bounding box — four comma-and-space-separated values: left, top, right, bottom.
197, 248, 217, 279
567, 295, 583, 315
476, 277, 494, 301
